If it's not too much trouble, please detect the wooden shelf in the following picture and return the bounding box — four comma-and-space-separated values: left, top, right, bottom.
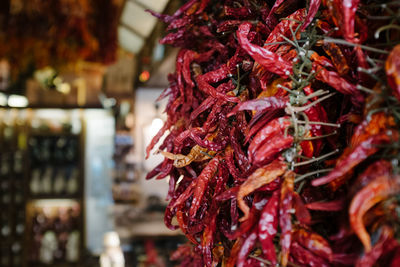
28, 194, 81, 200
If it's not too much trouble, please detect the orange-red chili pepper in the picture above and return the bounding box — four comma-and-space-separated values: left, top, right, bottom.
238, 160, 287, 222
349, 175, 400, 252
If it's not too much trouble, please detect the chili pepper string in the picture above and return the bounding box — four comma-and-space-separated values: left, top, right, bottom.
146, 1, 400, 266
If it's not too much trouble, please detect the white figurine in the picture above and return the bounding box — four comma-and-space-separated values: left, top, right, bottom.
99, 232, 125, 267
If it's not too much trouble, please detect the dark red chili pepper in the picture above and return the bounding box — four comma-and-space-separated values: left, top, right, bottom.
302, 0, 322, 30
352, 160, 392, 194
146, 121, 172, 158
224, 5, 251, 18
228, 96, 288, 116
340, 0, 360, 42
264, 9, 307, 52
146, 0, 197, 23
290, 241, 330, 267
292, 228, 333, 261
355, 225, 397, 267
237, 22, 293, 77
226, 237, 244, 267
312, 131, 397, 186
237, 228, 258, 267
349, 175, 400, 252
322, 41, 350, 75
306, 199, 345, 211
252, 134, 293, 166
258, 189, 279, 265
280, 171, 295, 267
238, 160, 287, 221
313, 63, 364, 106
196, 78, 240, 103
248, 116, 291, 161
190, 155, 221, 218
386, 44, 400, 102
201, 211, 217, 267
293, 192, 312, 225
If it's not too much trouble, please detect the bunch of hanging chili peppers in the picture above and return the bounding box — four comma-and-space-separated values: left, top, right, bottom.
146, 0, 400, 266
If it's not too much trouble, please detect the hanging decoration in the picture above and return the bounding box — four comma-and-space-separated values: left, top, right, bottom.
147, 0, 400, 266
0, 0, 122, 92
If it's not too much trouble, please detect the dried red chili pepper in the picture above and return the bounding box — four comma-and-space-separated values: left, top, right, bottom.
248, 117, 291, 161
238, 160, 287, 221
293, 192, 312, 225
228, 96, 288, 116
258, 189, 279, 265
290, 241, 330, 267
292, 228, 333, 261
340, 0, 360, 42
252, 134, 293, 166
312, 131, 397, 186
322, 42, 350, 75
386, 44, 400, 101
280, 171, 295, 267
302, 0, 322, 30
306, 199, 345, 211
237, 228, 258, 267
355, 225, 398, 267
349, 175, 400, 252
237, 22, 293, 77
313, 63, 364, 106
189, 155, 221, 218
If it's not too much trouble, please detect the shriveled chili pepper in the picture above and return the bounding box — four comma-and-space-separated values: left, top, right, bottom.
290, 241, 330, 267
350, 112, 395, 148
302, 0, 322, 30
190, 155, 221, 218
248, 116, 291, 161
238, 160, 287, 221
306, 198, 345, 211
280, 171, 295, 267
226, 237, 244, 267
228, 96, 288, 116
351, 160, 392, 194
349, 175, 400, 252
341, 0, 360, 42
322, 41, 350, 75
237, 22, 293, 77
293, 192, 312, 225
292, 228, 333, 261
264, 9, 307, 52
313, 63, 364, 106
237, 227, 258, 267
355, 225, 398, 267
312, 131, 397, 186
252, 134, 294, 166
258, 189, 279, 265
386, 44, 400, 102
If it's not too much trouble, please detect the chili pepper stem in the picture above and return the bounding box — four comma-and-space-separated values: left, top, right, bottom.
302, 131, 338, 140
375, 24, 400, 39
290, 93, 336, 112
295, 168, 334, 183
323, 37, 390, 54
296, 120, 341, 127
356, 85, 376, 94
293, 149, 339, 167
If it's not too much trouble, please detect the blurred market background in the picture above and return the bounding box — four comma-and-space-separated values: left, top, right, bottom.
0, 0, 186, 266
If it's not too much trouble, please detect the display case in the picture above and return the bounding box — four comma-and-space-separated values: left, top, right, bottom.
24, 110, 85, 266
0, 109, 27, 267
